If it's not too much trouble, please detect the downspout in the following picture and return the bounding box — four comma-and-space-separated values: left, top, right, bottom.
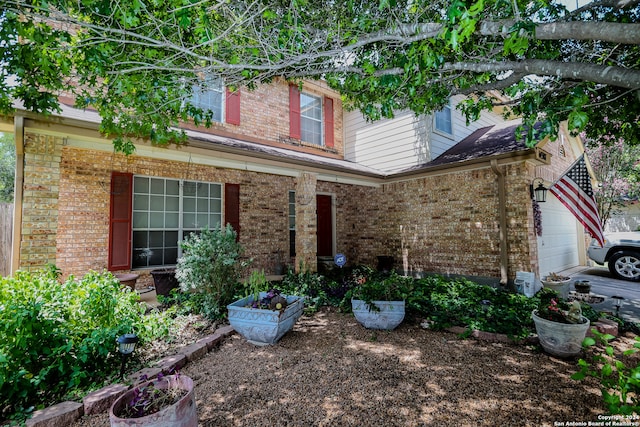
490, 159, 509, 285
11, 116, 24, 274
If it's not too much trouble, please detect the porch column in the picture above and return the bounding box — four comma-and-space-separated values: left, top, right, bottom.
295, 172, 317, 273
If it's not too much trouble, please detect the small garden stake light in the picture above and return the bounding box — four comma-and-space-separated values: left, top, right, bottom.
611, 296, 625, 316
117, 333, 139, 379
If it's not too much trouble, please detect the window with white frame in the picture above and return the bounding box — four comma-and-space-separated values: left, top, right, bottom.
132, 176, 222, 268
190, 76, 224, 123
300, 93, 323, 145
434, 103, 452, 135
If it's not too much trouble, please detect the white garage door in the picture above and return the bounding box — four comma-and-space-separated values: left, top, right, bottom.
536, 194, 580, 277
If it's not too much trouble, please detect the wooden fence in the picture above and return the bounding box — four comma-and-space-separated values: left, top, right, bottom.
0, 203, 13, 277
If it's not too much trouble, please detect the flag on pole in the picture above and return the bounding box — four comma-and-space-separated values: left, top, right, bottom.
549, 155, 605, 246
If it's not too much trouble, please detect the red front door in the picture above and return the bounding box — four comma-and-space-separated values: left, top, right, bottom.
317, 195, 333, 257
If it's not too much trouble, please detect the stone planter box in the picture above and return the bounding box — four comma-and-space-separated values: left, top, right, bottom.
227, 293, 305, 345
351, 299, 405, 330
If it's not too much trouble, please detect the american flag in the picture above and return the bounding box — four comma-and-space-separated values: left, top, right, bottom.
549, 155, 605, 246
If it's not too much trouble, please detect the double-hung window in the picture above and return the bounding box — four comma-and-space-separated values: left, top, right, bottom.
300, 93, 323, 146
190, 76, 224, 123
289, 85, 334, 148
434, 103, 453, 136
132, 176, 222, 268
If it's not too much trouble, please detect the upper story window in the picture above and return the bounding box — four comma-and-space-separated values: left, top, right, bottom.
300, 93, 323, 145
190, 76, 224, 123
289, 85, 334, 148
435, 104, 452, 136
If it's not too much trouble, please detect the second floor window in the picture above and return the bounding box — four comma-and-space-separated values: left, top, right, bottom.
435, 104, 452, 135
300, 93, 323, 145
190, 76, 224, 123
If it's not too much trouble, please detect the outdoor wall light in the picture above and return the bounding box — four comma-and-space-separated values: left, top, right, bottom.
530, 178, 548, 203
117, 333, 139, 379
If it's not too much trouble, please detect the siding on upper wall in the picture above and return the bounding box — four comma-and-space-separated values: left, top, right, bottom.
344, 95, 506, 173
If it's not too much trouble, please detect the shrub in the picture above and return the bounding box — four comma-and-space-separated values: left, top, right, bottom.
0, 266, 168, 419
573, 329, 640, 415
176, 226, 247, 319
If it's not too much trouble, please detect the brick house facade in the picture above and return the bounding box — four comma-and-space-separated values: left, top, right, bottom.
2, 78, 589, 286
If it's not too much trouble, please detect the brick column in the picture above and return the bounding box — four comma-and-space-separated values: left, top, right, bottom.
20, 133, 62, 270
295, 172, 317, 272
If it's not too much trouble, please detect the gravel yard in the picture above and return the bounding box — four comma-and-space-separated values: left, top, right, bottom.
71, 307, 611, 427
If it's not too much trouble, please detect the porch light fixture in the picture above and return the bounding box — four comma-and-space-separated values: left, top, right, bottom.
530, 178, 548, 203
117, 333, 139, 379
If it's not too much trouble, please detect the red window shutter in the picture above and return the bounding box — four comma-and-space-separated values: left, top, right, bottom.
108, 172, 133, 271
289, 84, 301, 139
225, 183, 240, 241
225, 87, 241, 125
324, 97, 334, 148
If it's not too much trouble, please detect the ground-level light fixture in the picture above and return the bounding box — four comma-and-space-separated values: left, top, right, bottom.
117, 333, 139, 379
530, 178, 548, 203
611, 296, 625, 316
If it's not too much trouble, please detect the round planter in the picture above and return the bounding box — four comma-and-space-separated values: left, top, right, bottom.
115, 273, 139, 291
541, 278, 571, 299
531, 310, 590, 358
109, 375, 197, 427
150, 268, 179, 297
351, 299, 405, 330
227, 293, 305, 345
573, 280, 591, 294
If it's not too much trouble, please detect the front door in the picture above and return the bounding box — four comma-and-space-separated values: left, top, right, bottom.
317, 195, 333, 257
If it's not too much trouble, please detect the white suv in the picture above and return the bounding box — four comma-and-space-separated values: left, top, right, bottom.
587, 231, 640, 282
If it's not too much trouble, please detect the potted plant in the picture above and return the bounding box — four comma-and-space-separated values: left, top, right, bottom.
531, 291, 591, 358
540, 272, 571, 299
109, 373, 197, 427
348, 272, 410, 330
227, 271, 305, 345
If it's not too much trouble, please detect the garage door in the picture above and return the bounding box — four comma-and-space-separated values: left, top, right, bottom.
536, 194, 580, 277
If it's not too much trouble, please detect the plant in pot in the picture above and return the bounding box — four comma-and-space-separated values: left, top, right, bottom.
347, 271, 411, 330
540, 272, 572, 299
109, 372, 197, 427
227, 270, 305, 345
531, 289, 591, 358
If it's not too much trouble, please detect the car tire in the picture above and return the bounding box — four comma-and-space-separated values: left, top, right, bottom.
608, 251, 640, 282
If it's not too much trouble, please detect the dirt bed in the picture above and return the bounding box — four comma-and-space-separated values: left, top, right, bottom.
72, 307, 610, 427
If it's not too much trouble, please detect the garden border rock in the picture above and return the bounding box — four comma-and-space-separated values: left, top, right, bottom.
26, 326, 235, 427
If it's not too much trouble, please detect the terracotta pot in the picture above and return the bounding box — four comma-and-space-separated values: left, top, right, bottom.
115, 273, 139, 291
109, 375, 197, 427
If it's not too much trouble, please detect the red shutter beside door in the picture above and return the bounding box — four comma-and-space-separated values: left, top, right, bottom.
225, 87, 241, 125
108, 172, 133, 271
324, 97, 334, 148
225, 183, 240, 241
289, 84, 301, 139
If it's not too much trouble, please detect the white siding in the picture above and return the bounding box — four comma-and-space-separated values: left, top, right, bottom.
344, 95, 506, 173
536, 195, 581, 276
344, 110, 429, 173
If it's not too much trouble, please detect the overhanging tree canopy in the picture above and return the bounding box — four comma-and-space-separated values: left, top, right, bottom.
1, 0, 639, 153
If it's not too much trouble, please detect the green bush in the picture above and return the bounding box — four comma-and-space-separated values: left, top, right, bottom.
573, 329, 640, 415
0, 266, 168, 418
176, 226, 247, 319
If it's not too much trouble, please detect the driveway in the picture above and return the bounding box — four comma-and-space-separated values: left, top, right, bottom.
563, 265, 640, 323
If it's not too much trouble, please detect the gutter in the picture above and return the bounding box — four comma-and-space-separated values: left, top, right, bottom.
490, 159, 509, 285
12, 116, 24, 274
